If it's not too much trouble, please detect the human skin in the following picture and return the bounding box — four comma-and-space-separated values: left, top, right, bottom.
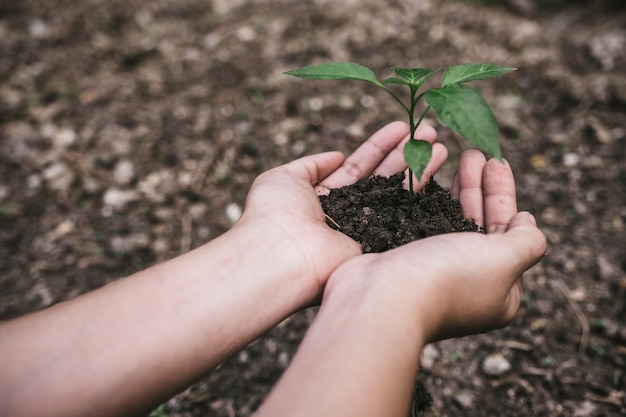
255, 151, 547, 417
0, 122, 448, 417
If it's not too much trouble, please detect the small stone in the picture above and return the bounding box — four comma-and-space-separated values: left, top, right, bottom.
110, 233, 150, 252
0, 185, 8, 201
225, 203, 242, 224
454, 390, 474, 409
238, 350, 249, 364
27, 174, 42, 189
307, 97, 324, 112
151, 238, 169, 255
291, 140, 306, 155
562, 153, 580, 167
573, 401, 597, 417
482, 353, 512, 376
236, 25, 256, 42
189, 203, 208, 221
597, 254, 618, 280
52, 128, 77, 149
103, 187, 140, 209
43, 162, 75, 191
420, 344, 440, 370
29, 19, 50, 39
54, 219, 75, 237
278, 352, 290, 368
113, 159, 135, 185
346, 123, 364, 138
26, 283, 53, 307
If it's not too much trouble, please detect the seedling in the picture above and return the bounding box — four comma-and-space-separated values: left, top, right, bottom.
285, 62, 515, 216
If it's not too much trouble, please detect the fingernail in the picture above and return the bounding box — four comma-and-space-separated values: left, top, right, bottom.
523, 211, 537, 226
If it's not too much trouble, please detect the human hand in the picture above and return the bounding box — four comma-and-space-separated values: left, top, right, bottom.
236, 121, 447, 302
324, 150, 547, 342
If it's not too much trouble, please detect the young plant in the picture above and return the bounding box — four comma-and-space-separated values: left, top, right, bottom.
284, 62, 515, 215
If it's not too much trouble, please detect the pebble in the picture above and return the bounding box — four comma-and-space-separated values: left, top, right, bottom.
278, 351, 290, 369
238, 350, 249, 364
225, 203, 242, 224
563, 153, 580, 167
29, 19, 50, 39
0, 185, 8, 201
110, 233, 150, 252
573, 401, 597, 417
588, 31, 625, 71
420, 344, 440, 370
113, 159, 135, 185
51, 127, 77, 149
151, 238, 170, 255
482, 353, 512, 376
102, 187, 140, 209
43, 162, 75, 191
188, 203, 208, 221
236, 25, 256, 42
454, 390, 474, 409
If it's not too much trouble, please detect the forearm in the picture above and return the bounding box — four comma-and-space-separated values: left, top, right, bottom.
256, 257, 426, 417
0, 222, 317, 417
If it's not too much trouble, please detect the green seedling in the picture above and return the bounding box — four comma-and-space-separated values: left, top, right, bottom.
285, 62, 514, 215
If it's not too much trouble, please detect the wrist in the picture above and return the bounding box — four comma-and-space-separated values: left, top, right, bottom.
324, 255, 429, 347
325, 250, 448, 345
223, 218, 323, 305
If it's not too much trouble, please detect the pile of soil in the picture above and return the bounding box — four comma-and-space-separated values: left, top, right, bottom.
320, 174, 480, 253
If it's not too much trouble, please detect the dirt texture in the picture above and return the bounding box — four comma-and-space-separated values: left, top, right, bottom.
1, 0, 626, 416
321, 174, 481, 253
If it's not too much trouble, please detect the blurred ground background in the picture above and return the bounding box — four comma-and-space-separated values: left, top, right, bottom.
1, 0, 625, 415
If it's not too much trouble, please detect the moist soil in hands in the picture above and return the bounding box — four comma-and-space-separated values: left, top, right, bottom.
320, 173, 481, 253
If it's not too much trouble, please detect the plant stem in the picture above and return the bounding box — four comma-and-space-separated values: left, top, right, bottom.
406, 101, 432, 218
381, 87, 432, 220
406, 87, 418, 218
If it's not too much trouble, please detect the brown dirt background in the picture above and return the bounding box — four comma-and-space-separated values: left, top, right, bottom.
1, 0, 625, 415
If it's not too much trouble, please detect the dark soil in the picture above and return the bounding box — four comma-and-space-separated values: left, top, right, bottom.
1, 0, 626, 416
321, 174, 480, 253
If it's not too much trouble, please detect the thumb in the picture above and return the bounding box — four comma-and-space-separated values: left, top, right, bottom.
501, 211, 547, 272
281, 152, 346, 185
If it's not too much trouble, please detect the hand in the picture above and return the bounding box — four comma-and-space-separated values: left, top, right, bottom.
325, 150, 547, 342
236, 121, 448, 300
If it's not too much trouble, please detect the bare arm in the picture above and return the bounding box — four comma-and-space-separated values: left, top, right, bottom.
0, 224, 319, 417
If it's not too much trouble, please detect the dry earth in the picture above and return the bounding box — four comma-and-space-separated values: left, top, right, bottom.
1, 0, 625, 415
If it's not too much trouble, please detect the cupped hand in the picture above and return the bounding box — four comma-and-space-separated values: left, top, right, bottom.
325, 150, 547, 342
236, 121, 447, 300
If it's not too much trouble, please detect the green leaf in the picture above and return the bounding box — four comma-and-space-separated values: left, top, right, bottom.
383, 67, 438, 88
403, 140, 433, 182
442, 64, 516, 87
382, 77, 411, 86
284, 62, 383, 87
425, 85, 502, 160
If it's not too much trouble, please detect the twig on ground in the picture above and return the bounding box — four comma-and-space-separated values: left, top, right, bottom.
553, 278, 590, 353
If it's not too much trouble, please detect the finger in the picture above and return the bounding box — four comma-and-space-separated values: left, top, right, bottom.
318, 121, 409, 190
493, 211, 546, 324
483, 157, 517, 234
403, 142, 448, 191
498, 211, 547, 271
373, 124, 438, 178
281, 151, 346, 185
456, 150, 487, 226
